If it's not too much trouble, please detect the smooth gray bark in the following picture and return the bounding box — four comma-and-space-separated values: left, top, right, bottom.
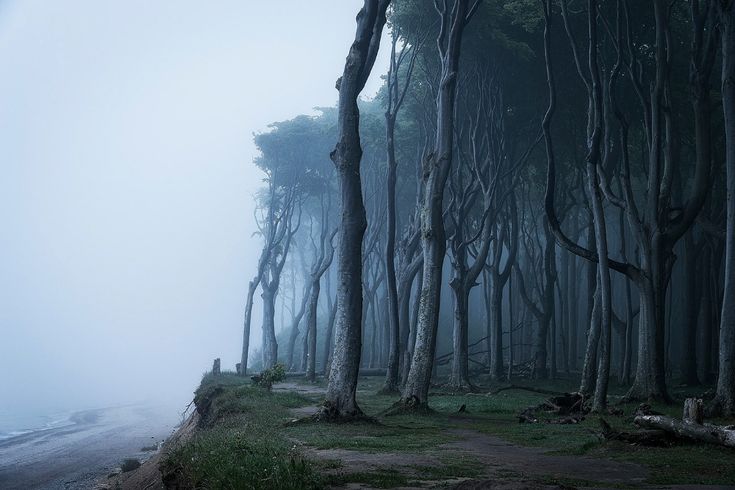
323, 0, 390, 419
402, 0, 481, 409
714, 0, 735, 416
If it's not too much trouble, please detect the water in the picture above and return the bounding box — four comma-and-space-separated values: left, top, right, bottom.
0, 404, 181, 489
0, 410, 76, 443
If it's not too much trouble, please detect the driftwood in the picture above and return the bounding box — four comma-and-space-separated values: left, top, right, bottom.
631, 398, 735, 449
635, 415, 735, 449
599, 418, 672, 447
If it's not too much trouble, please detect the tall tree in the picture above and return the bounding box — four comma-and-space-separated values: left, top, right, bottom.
713, 0, 735, 416
382, 25, 421, 394
320, 0, 391, 420
399, 0, 482, 411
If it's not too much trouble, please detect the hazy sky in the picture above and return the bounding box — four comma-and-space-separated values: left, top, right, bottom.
0, 0, 388, 417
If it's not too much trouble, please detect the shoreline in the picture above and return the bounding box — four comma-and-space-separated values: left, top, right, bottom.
0, 404, 180, 490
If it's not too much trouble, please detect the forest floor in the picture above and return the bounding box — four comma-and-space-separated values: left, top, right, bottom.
118, 373, 735, 490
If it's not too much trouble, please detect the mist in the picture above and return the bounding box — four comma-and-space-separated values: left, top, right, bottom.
0, 0, 387, 419
3, 1, 735, 488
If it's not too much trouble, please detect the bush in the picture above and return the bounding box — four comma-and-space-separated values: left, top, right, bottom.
252, 363, 286, 390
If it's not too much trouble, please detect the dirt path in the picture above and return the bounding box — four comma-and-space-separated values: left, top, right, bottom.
440, 428, 646, 486
274, 383, 723, 489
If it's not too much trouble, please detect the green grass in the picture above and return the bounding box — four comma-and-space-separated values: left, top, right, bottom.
413, 454, 485, 480
285, 418, 454, 452
325, 469, 410, 488
162, 372, 735, 488
161, 373, 321, 490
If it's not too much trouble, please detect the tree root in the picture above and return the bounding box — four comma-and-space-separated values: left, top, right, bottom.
517, 392, 587, 424
307, 400, 378, 424
478, 384, 566, 397
376, 385, 401, 396
382, 395, 433, 416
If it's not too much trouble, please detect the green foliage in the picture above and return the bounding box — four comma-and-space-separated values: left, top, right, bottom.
325, 470, 409, 488
253, 363, 286, 390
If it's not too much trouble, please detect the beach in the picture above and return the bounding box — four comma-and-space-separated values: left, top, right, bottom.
0, 404, 180, 489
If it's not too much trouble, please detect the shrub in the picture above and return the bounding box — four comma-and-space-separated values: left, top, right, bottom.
252, 363, 286, 390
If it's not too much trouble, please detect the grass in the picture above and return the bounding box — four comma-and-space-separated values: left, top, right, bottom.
161, 372, 735, 488
161, 372, 321, 490
325, 469, 410, 488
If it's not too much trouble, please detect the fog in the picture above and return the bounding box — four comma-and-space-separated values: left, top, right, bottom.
0, 0, 387, 419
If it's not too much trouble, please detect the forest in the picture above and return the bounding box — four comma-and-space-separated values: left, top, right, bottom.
161, 0, 735, 488
241, 0, 734, 416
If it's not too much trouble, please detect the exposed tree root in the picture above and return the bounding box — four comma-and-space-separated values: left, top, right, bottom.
517, 392, 587, 424
309, 401, 377, 424
376, 384, 401, 396
443, 380, 479, 394
383, 396, 433, 416
479, 384, 566, 397
621, 386, 672, 404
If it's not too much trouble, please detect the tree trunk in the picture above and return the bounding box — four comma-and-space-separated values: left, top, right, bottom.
402, 0, 477, 409
383, 112, 401, 391
305, 279, 320, 381
449, 279, 472, 390
262, 285, 278, 369
240, 278, 260, 376
489, 275, 504, 380
323, 299, 338, 376
681, 232, 701, 386
322, 0, 389, 419
626, 273, 669, 401
713, 2, 735, 416
580, 277, 600, 396
286, 284, 310, 370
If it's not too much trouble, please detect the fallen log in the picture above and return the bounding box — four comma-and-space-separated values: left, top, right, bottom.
599, 418, 672, 447
634, 415, 735, 449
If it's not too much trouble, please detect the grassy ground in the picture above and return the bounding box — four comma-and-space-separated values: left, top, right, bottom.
161, 372, 735, 489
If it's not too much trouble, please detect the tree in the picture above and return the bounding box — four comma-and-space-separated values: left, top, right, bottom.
712, 0, 735, 416
382, 23, 421, 394
320, 0, 391, 420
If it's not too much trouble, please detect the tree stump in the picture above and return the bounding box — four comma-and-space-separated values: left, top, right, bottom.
236, 363, 242, 375
212, 358, 221, 376
683, 398, 704, 424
